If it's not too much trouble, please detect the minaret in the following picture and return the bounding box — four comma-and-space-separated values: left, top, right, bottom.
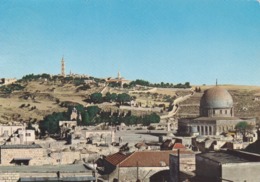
61, 57, 65, 77
117, 70, 121, 80
118, 70, 123, 88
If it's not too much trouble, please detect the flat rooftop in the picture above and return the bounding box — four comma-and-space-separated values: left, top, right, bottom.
0, 144, 42, 149
0, 164, 91, 173
199, 152, 250, 164
199, 149, 260, 164
20, 176, 95, 182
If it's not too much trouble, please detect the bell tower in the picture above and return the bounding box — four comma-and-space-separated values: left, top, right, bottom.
61, 57, 65, 77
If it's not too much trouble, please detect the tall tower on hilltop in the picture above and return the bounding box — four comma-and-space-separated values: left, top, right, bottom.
117, 70, 121, 79
61, 57, 65, 77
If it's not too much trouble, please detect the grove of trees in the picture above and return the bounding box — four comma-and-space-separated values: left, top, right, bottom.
123, 79, 191, 89
39, 103, 160, 135
0, 83, 25, 94
89, 92, 132, 105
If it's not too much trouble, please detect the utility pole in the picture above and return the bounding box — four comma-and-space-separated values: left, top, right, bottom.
178, 149, 180, 182
117, 165, 120, 182
137, 161, 139, 182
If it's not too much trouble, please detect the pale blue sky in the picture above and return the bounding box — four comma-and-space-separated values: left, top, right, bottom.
0, 0, 260, 85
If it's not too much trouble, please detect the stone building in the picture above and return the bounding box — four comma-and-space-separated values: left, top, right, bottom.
178, 86, 256, 136
0, 164, 95, 182
194, 149, 260, 182
0, 125, 25, 139
9, 129, 35, 145
0, 78, 17, 85
0, 125, 36, 145
49, 150, 81, 165
102, 150, 191, 182
0, 144, 46, 166
105, 71, 131, 87
59, 120, 77, 138
68, 127, 113, 145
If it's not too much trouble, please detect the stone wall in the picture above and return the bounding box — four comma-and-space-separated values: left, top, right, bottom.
0, 148, 46, 166
50, 151, 81, 165
0, 171, 93, 182
119, 106, 162, 113
222, 163, 260, 182
36, 140, 66, 149
0, 173, 19, 182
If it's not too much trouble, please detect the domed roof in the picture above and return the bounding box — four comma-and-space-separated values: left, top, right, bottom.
200, 86, 233, 109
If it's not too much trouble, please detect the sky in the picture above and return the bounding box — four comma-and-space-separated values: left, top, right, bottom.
0, 0, 260, 85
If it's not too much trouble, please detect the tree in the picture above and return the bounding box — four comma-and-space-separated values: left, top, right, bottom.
105, 92, 112, 102
39, 112, 67, 135
117, 93, 131, 105
235, 122, 254, 140
185, 82, 190, 88
86, 106, 100, 122
161, 82, 165, 87
125, 115, 138, 125
105, 92, 117, 102
108, 82, 121, 87
82, 112, 90, 126
90, 93, 103, 103
111, 93, 118, 102
142, 113, 160, 126
98, 111, 111, 124
123, 83, 129, 88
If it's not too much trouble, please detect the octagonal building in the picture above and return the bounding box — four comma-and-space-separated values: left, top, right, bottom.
178, 86, 255, 136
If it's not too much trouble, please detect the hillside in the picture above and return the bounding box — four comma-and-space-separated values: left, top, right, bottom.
1, 77, 260, 124
177, 85, 260, 123
0, 78, 101, 124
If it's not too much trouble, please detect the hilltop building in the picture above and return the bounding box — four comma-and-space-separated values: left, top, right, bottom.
105, 71, 131, 87
0, 78, 17, 85
178, 86, 256, 136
